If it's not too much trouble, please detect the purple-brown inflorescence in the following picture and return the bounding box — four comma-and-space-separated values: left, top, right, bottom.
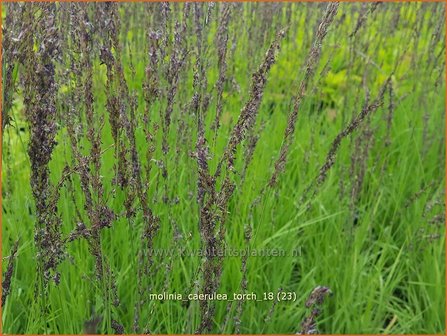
2, 240, 19, 307
298, 286, 333, 334
268, 2, 339, 188
196, 29, 285, 334
211, 3, 233, 133
20, 3, 66, 288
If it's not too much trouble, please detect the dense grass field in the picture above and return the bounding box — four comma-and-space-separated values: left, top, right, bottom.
2, 2, 446, 334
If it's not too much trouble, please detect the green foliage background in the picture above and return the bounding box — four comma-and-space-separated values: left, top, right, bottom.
2, 2, 446, 334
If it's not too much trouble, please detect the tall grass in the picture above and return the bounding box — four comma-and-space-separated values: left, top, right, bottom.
2, 2, 445, 334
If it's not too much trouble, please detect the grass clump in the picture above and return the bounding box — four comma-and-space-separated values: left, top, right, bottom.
2, 2, 445, 334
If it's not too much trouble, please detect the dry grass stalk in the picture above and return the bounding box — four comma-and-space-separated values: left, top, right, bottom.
350, 3, 380, 38
193, 4, 220, 333
298, 77, 391, 207
268, 3, 339, 188
161, 5, 189, 155
2, 240, 19, 307
349, 117, 375, 224
298, 286, 333, 334
316, 78, 390, 187
60, 5, 122, 330
211, 3, 233, 132
2, 3, 25, 132
20, 3, 66, 288
196, 29, 285, 334
215, 29, 285, 178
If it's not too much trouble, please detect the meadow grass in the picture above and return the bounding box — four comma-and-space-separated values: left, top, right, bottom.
2, 2, 445, 334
